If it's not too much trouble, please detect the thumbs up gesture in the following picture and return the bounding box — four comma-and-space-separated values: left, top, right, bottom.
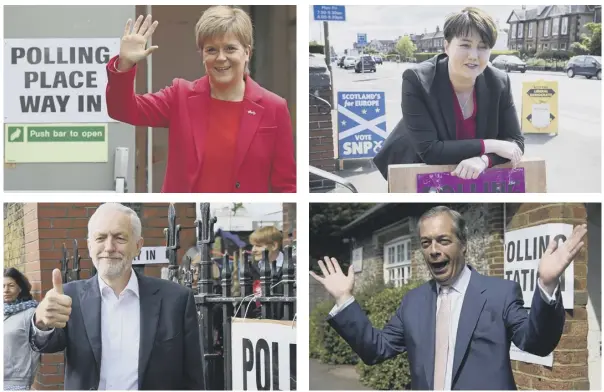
35, 269, 73, 330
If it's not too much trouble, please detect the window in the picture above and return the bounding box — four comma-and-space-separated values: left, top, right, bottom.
383, 237, 412, 287
552, 43, 558, 50
528, 22, 534, 38
544, 20, 550, 37
518, 23, 524, 38
552, 17, 560, 36
543, 43, 549, 50
560, 42, 567, 50
561, 17, 569, 35
511, 24, 517, 39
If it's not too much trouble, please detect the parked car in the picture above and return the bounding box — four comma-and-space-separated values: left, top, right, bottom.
565, 55, 601, 80
355, 55, 376, 73
491, 55, 527, 73
337, 55, 346, 68
343, 56, 357, 69
373, 55, 383, 65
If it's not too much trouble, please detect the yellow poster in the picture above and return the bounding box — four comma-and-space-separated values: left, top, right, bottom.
521, 80, 559, 134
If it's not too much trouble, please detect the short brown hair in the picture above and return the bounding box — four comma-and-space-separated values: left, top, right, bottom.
443, 7, 498, 49
249, 226, 283, 248
195, 6, 253, 51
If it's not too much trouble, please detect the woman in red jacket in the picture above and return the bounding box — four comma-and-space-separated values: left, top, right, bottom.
106, 6, 296, 193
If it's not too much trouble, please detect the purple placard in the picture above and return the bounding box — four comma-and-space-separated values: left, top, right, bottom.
417, 168, 525, 193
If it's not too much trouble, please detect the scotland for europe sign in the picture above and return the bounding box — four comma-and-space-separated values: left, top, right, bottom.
337, 92, 386, 159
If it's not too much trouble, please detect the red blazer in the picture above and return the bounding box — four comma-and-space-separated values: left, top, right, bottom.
105, 55, 296, 193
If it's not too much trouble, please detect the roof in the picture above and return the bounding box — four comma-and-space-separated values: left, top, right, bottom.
508, 5, 595, 23
341, 204, 389, 232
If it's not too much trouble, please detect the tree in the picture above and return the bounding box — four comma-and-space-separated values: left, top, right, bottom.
396, 36, 417, 61
570, 42, 589, 56
309, 203, 374, 272
585, 22, 601, 55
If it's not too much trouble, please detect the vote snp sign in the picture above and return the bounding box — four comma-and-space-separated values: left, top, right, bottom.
4, 38, 120, 123
504, 223, 574, 310
337, 92, 386, 159
232, 318, 296, 391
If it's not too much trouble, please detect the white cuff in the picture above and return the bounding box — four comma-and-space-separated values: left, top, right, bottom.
31, 314, 54, 336
537, 278, 559, 305
328, 296, 355, 317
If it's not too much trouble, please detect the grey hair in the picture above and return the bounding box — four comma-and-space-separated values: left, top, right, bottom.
88, 203, 142, 241
417, 206, 467, 246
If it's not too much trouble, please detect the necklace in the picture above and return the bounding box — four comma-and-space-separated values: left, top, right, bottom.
456, 92, 473, 118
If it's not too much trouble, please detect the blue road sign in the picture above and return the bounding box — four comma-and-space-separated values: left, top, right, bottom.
313, 5, 346, 21
337, 92, 387, 159
357, 33, 367, 45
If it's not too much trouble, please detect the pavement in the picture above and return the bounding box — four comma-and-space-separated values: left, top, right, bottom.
327, 62, 601, 193
309, 359, 370, 390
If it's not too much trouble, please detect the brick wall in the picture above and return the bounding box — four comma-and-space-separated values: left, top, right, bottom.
4, 203, 26, 269
282, 202, 297, 245
309, 84, 336, 192
505, 203, 590, 390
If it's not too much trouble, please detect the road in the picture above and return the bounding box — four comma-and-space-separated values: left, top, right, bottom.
327, 61, 601, 193
309, 359, 370, 390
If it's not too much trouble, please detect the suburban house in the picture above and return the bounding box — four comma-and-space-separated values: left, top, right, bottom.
507, 5, 599, 52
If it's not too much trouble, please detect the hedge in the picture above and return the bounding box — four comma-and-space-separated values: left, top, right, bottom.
309, 300, 358, 364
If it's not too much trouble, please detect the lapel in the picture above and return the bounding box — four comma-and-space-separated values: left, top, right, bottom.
451, 267, 487, 385
188, 76, 212, 168
474, 73, 490, 138
234, 77, 265, 175
137, 272, 162, 388
433, 56, 457, 140
79, 276, 102, 376
422, 280, 438, 389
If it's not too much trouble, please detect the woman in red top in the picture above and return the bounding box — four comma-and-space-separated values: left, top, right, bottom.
374, 7, 525, 180
106, 6, 296, 193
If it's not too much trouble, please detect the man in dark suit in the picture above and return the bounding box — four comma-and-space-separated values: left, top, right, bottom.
374, 7, 525, 180
30, 203, 204, 390
310, 206, 587, 390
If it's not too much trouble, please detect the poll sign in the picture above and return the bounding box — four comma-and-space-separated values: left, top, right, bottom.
416, 168, 526, 193
232, 318, 296, 390
357, 33, 367, 46
504, 223, 574, 310
4, 38, 120, 123
521, 80, 559, 134
133, 246, 169, 265
312, 5, 346, 21
337, 92, 386, 159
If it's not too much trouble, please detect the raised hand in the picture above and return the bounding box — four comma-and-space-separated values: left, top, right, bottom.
118, 14, 159, 71
34, 269, 72, 330
538, 224, 588, 288
309, 257, 355, 306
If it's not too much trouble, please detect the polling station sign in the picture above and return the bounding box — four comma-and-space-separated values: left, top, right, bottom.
232, 318, 296, 390
337, 92, 387, 159
5, 124, 108, 163
4, 38, 120, 123
133, 246, 168, 265
417, 168, 526, 193
521, 80, 559, 134
504, 223, 574, 310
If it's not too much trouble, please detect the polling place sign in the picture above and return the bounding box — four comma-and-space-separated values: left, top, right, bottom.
133, 246, 169, 265
4, 38, 120, 123
520, 80, 559, 134
5, 124, 108, 163
232, 318, 296, 390
504, 223, 574, 310
337, 92, 386, 159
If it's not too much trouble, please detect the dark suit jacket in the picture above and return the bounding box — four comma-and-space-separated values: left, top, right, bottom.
328, 266, 565, 390
373, 53, 525, 179
30, 272, 204, 390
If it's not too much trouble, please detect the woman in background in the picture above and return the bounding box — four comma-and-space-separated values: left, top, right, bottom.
4, 268, 40, 390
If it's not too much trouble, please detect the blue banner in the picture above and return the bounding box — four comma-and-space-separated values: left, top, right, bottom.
313, 5, 346, 21
337, 92, 387, 159
357, 33, 367, 45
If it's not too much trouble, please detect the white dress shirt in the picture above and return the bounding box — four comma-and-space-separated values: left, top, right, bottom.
32, 269, 141, 390
97, 269, 140, 390
330, 264, 559, 390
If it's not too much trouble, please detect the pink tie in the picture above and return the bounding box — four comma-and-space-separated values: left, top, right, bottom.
434, 287, 451, 390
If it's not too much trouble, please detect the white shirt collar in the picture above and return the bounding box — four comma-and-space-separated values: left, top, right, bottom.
259, 251, 284, 268
436, 263, 472, 295
98, 268, 140, 299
